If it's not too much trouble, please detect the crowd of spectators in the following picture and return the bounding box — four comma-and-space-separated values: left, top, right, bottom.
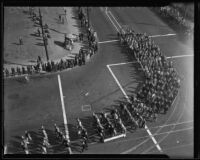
152, 6, 193, 36
4, 7, 98, 79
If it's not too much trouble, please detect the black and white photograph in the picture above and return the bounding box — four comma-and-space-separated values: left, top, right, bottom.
3, 3, 195, 158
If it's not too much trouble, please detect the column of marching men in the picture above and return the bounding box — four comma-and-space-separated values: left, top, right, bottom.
19, 124, 73, 154
92, 110, 127, 141
4, 7, 98, 78
117, 27, 181, 121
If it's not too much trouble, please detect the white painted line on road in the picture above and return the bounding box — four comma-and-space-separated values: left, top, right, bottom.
108, 61, 138, 67
149, 33, 176, 38
106, 65, 163, 153
108, 54, 193, 67
120, 127, 193, 154
57, 75, 70, 141
152, 120, 193, 129
142, 97, 188, 154
150, 143, 193, 154
108, 10, 125, 34
107, 65, 129, 100
145, 125, 162, 152
98, 39, 119, 44
106, 10, 119, 32
108, 11, 122, 29
166, 54, 193, 59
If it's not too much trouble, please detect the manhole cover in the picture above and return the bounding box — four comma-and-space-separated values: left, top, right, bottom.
82, 105, 91, 111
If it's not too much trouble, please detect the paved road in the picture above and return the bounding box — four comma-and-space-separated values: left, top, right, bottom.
4, 7, 193, 157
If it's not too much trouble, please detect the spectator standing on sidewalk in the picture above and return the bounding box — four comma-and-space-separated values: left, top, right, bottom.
59, 15, 61, 22
37, 28, 40, 37
19, 36, 23, 45
5, 68, 9, 77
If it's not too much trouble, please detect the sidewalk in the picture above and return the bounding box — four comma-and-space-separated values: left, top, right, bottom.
4, 7, 83, 71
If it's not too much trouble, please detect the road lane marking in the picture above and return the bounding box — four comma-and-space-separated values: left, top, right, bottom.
107, 53, 188, 154
166, 54, 194, 59
149, 33, 176, 38
98, 39, 119, 44
150, 143, 193, 154
107, 65, 129, 100
142, 83, 190, 154
108, 61, 137, 67
121, 126, 193, 154
108, 54, 194, 67
150, 33, 177, 37
106, 65, 163, 153
105, 10, 119, 32
107, 8, 176, 38
108, 11, 122, 29
119, 78, 180, 154
142, 99, 188, 154
57, 75, 70, 141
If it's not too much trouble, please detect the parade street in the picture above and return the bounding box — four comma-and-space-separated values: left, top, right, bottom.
4, 6, 193, 157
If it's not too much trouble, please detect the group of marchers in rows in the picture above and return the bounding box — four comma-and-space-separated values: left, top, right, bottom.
72, 28, 182, 149
19, 124, 74, 154
118, 27, 181, 118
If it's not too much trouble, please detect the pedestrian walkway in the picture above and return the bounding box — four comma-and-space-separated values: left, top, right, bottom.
4, 7, 83, 72
4, 7, 99, 78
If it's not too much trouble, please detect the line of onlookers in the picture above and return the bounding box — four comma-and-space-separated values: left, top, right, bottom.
3, 7, 98, 79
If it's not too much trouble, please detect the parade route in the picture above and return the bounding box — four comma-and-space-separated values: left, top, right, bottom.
4, 6, 193, 157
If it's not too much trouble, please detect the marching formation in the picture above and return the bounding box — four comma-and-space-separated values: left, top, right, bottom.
73, 28, 182, 151
19, 124, 72, 154
5, 7, 184, 154
118, 27, 181, 119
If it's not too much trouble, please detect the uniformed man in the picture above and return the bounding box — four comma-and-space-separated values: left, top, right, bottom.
59, 15, 61, 22
25, 130, 32, 141
80, 138, 88, 153
41, 146, 47, 154
43, 136, 51, 148
21, 136, 30, 154
81, 128, 88, 140
5, 68, 9, 77
22, 66, 26, 74
54, 123, 60, 137
41, 125, 48, 140
11, 67, 15, 76
37, 28, 40, 37
99, 132, 104, 143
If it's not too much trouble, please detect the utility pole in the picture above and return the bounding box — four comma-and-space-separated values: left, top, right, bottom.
39, 8, 49, 62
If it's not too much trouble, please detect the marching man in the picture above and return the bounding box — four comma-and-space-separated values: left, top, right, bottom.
25, 130, 32, 141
